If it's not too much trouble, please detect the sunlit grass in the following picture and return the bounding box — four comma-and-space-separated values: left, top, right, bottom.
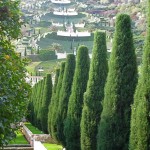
26, 59, 65, 76
24, 122, 44, 134
43, 143, 62, 150
9, 130, 28, 144
26, 61, 41, 75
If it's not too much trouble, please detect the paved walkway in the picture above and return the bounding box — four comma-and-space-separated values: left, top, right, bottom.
34, 141, 47, 150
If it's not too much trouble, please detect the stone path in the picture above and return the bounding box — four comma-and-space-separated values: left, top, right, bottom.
34, 141, 47, 150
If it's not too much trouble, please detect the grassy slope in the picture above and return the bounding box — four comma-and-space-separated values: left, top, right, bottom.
10, 130, 28, 144
25, 122, 44, 134
43, 143, 62, 150
26, 62, 41, 74
26, 59, 65, 76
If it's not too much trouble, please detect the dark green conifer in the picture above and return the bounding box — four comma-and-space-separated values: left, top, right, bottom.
64, 45, 90, 150
129, 0, 150, 149
56, 54, 76, 146
48, 69, 60, 134
80, 31, 108, 150
24, 47, 27, 56
97, 14, 137, 150
51, 62, 66, 141
38, 77, 46, 129
41, 74, 53, 133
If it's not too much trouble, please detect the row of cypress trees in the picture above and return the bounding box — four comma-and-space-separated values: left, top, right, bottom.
27, 74, 52, 133
28, 2, 150, 149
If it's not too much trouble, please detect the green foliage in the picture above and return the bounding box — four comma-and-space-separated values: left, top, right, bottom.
48, 69, 60, 134
38, 50, 57, 61
64, 46, 90, 150
35, 79, 46, 130
41, 74, 53, 133
97, 14, 137, 150
0, 0, 22, 39
129, 0, 150, 149
80, 31, 108, 150
0, 0, 31, 147
56, 54, 76, 146
51, 62, 66, 141
27, 75, 52, 134
9, 130, 28, 144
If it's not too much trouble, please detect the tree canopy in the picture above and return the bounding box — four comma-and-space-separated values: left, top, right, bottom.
0, 0, 30, 146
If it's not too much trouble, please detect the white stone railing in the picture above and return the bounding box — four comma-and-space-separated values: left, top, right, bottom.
57, 30, 91, 37
52, 22, 63, 27
53, 11, 78, 16
51, 0, 71, 4
75, 23, 85, 28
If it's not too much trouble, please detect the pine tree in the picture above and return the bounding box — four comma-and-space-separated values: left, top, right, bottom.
56, 54, 76, 147
80, 31, 108, 150
41, 74, 53, 133
129, 0, 150, 149
51, 62, 66, 141
97, 14, 137, 150
64, 45, 90, 150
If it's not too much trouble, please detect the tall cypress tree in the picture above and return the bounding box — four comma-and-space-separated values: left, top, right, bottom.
64, 45, 90, 150
41, 74, 53, 133
129, 0, 150, 149
38, 77, 46, 129
97, 14, 137, 150
48, 68, 60, 134
36, 79, 45, 130
80, 31, 108, 150
36, 80, 43, 129
56, 54, 76, 147
51, 62, 66, 141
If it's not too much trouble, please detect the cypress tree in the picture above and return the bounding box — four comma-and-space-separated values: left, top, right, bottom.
48, 68, 60, 134
56, 54, 76, 146
24, 47, 27, 56
36, 79, 45, 130
41, 74, 53, 133
32, 83, 38, 125
51, 62, 66, 141
38, 77, 46, 129
129, 0, 150, 149
97, 14, 137, 150
64, 45, 90, 150
36, 80, 43, 129
80, 31, 108, 150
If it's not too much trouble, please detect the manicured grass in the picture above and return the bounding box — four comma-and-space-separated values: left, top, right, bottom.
25, 122, 44, 134
37, 32, 94, 53
43, 143, 62, 150
41, 12, 86, 24
10, 130, 28, 144
26, 59, 66, 76
26, 62, 41, 75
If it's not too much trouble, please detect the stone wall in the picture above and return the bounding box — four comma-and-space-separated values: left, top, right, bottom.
21, 123, 54, 144
21, 123, 34, 146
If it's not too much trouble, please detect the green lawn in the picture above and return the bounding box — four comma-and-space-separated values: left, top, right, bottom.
26, 62, 41, 75
10, 130, 28, 144
26, 59, 66, 76
37, 32, 94, 53
25, 122, 44, 134
43, 143, 62, 150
